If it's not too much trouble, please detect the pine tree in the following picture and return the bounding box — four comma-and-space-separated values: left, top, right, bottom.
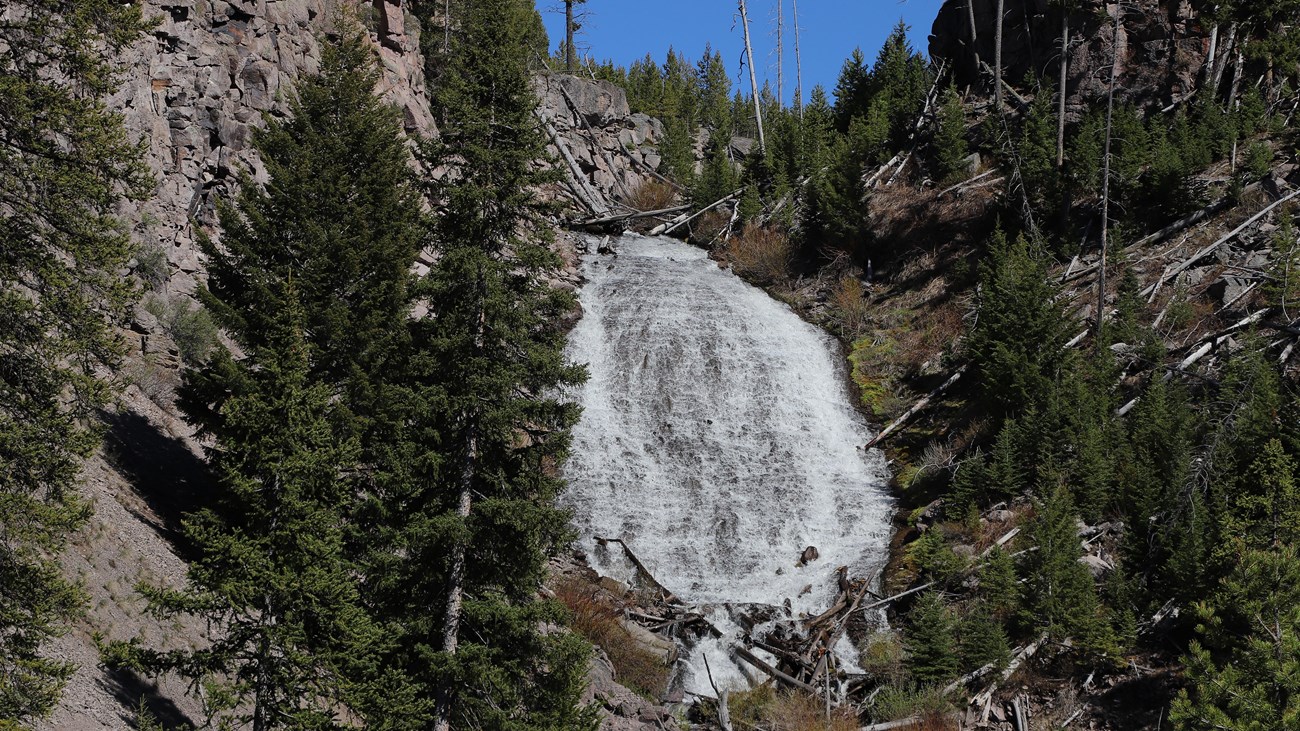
1019, 486, 1110, 649
1172, 545, 1300, 729
958, 603, 1012, 673
932, 85, 969, 183
906, 591, 960, 686
969, 229, 1072, 421
832, 48, 872, 132
404, 1, 595, 729
1, 0, 150, 723
980, 546, 1020, 621
104, 294, 381, 731
106, 28, 424, 729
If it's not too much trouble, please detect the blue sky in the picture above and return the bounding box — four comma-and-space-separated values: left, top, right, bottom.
536, 0, 947, 106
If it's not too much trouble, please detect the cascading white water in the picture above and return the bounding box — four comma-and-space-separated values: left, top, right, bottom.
562, 233, 893, 695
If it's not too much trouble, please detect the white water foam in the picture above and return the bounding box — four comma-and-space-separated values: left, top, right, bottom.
562, 234, 893, 695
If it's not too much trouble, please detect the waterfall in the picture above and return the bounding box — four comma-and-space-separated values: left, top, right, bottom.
562, 234, 893, 695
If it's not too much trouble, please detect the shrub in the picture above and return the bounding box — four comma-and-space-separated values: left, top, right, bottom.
729, 686, 858, 731
552, 578, 670, 698
626, 178, 678, 211
831, 276, 871, 338
143, 294, 218, 365
727, 223, 791, 284
133, 241, 169, 290
867, 684, 951, 725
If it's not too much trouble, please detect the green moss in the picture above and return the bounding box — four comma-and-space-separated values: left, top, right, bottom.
849, 335, 901, 417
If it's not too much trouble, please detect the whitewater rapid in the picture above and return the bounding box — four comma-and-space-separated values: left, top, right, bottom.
562, 234, 893, 694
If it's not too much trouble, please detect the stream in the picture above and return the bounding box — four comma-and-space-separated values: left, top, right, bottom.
561, 233, 893, 695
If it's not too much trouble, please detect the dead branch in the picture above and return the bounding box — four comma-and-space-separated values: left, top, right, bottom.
863, 365, 967, 449
650, 188, 744, 236
733, 645, 817, 692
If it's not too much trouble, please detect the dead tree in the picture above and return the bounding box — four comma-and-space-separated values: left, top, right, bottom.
1096, 4, 1121, 344
793, 0, 803, 117
738, 0, 767, 153
776, 0, 784, 107
564, 0, 587, 72
994, 0, 1005, 109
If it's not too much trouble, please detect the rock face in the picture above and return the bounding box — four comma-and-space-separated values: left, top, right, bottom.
112, 0, 436, 297
535, 72, 666, 210
930, 0, 1210, 111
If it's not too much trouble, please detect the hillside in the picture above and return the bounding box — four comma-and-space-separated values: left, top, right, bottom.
4, 0, 1300, 730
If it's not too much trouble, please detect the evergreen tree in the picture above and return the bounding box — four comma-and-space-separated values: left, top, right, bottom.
402, 2, 595, 728
107, 29, 424, 729
979, 547, 1020, 621
958, 603, 1012, 673
1, 0, 150, 723
105, 295, 381, 731
1172, 545, 1300, 729
696, 46, 731, 130
1018, 486, 1110, 649
932, 85, 969, 183
832, 48, 872, 132
906, 591, 960, 686
968, 228, 1071, 421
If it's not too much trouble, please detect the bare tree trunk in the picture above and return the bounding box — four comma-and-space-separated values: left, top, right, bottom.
1211, 22, 1237, 96
792, 0, 803, 118
994, 0, 1005, 110
739, 0, 767, 153
1202, 22, 1219, 88
1097, 5, 1121, 344
443, 0, 450, 53
967, 0, 981, 68
776, 0, 783, 108
1056, 11, 1069, 169
565, 0, 576, 72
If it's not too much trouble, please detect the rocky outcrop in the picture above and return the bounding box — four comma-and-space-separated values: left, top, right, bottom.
535, 73, 667, 212
112, 0, 436, 297
930, 0, 1210, 111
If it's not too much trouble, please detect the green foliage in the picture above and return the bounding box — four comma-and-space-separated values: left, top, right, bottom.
1018, 486, 1110, 650
958, 603, 1011, 673
932, 85, 969, 183
1172, 545, 1300, 729
968, 228, 1070, 421
905, 591, 959, 686
143, 295, 218, 365
907, 528, 967, 586
979, 547, 1020, 621
0, 0, 151, 723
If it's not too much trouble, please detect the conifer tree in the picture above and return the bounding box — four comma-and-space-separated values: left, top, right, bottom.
932, 85, 969, 183
958, 603, 1012, 673
980, 547, 1020, 621
1, 0, 149, 723
1019, 486, 1110, 649
406, 1, 595, 728
105, 294, 381, 731
1172, 545, 1300, 729
832, 48, 872, 132
969, 229, 1071, 421
107, 28, 424, 729
906, 591, 960, 686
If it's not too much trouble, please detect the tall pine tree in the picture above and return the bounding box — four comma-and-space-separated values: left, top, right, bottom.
1, 0, 150, 723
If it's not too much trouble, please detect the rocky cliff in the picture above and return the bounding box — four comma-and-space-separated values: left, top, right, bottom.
930, 0, 1210, 111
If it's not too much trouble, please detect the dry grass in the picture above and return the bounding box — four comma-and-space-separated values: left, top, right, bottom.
690, 209, 730, 245
728, 223, 792, 284
729, 685, 859, 731
552, 577, 670, 698
626, 179, 678, 211
831, 276, 872, 338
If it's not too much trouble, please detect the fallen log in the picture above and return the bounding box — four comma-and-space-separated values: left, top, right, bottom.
733, 645, 817, 692
863, 365, 967, 449
936, 170, 998, 198
1140, 187, 1300, 298
810, 578, 875, 683
860, 581, 935, 614
536, 109, 609, 217
649, 188, 744, 236
971, 633, 1048, 719
594, 536, 677, 601
573, 204, 691, 229
1124, 188, 1249, 253
941, 661, 996, 695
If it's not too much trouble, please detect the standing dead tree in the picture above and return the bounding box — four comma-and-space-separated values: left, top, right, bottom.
738, 0, 767, 154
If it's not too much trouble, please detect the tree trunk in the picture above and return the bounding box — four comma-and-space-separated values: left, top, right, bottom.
994, 0, 1004, 109
792, 0, 803, 117
1211, 22, 1236, 96
1056, 12, 1069, 170
967, 0, 981, 69
1202, 22, 1219, 88
776, 0, 783, 108
1097, 5, 1121, 344
738, 0, 767, 153
565, 0, 576, 72
433, 293, 486, 731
